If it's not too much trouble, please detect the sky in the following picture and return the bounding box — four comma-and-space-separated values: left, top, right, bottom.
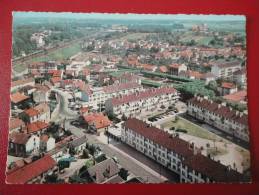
13, 12, 245, 21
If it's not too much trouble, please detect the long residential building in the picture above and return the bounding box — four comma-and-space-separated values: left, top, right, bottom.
187, 96, 249, 142
81, 82, 143, 108
121, 118, 247, 183
105, 86, 179, 117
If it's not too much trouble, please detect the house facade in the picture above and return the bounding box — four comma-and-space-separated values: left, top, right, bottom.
9, 132, 40, 157
105, 87, 179, 118
211, 61, 241, 79
187, 96, 248, 142
121, 118, 246, 183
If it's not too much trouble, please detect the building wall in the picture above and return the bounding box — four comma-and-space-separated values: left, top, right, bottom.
187, 102, 248, 142
121, 126, 211, 183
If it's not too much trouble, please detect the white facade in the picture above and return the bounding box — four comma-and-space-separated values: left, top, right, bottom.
121, 119, 242, 183
187, 97, 249, 142
105, 88, 179, 117
211, 64, 241, 79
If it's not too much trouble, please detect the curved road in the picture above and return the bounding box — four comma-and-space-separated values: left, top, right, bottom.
51, 88, 79, 123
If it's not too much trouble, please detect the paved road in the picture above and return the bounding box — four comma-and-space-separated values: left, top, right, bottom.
66, 122, 178, 183
51, 88, 79, 123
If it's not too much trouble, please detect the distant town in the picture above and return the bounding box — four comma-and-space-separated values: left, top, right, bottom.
7, 13, 250, 184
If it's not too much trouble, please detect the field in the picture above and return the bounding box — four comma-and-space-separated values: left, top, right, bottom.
180, 34, 214, 46
30, 43, 81, 62
12, 42, 82, 73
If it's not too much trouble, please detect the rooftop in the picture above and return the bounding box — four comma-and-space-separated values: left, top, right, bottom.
111, 87, 177, 106
84, 113, 111, 129
188, 96, 248, 126
124, 118, 245, 182
26, 121, 49, 134
10, 92, 29, 104
6, 155, 56, 184
9, 118, 25, 131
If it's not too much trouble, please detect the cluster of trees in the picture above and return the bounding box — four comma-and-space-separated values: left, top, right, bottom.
13, 26, 38, 57
176, 80, 215, 100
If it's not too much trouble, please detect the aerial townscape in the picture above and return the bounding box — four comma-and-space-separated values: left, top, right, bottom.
6, 13, 250, 184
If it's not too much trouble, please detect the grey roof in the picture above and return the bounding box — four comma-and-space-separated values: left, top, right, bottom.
70, 135, 87, 148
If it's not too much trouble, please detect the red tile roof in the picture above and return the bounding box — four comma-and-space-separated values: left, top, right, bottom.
221, 82, 236, 89
124, 118, 193, 158
224, 90, 247, 102
169, 63, 181, 69
11, 77, 34, 88
124, 118, 245, 182
10, 92, 29, 104
50, 77, 61, 84
24, 108, 39, 117
159, 66, 168, 73
182, 153, 245, 182
213, 61, 241, 69
188, 97, 248, 126
48, 70, 62, 77
6, 155, 56, 184
103, 82, 141, 94
84, 113, 111, 129
27, 121, 49, 134
9, 118, 25, 131
111, 87, 177, 106
9, 132, 31, 145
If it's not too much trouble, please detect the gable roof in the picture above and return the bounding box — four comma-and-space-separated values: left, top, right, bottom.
6, 155, 56, 184
24, 108, 39, 117
10, 92, 29, 104
87, 158, 120, 183
84, 113, 111, 129
9, 132, 31, 145
27, 121, 49, 134
111, 87, 177, 106
124, 118, 246, 182
9, 118, 25, 131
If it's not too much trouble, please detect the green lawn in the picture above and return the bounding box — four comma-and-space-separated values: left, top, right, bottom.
160, 117, 220, 141
31, 43, 81, 62
12, 42, 82, 73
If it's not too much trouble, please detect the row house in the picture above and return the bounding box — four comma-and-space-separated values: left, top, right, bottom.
83, 82, 143, 108
187, 96, 249, 142
121, 118, 246, 183
211, 61, 241, 79
105, 87, 179, 118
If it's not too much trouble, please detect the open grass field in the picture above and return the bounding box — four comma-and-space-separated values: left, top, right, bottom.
160, 116, 221, 141
12, 42, 82, 73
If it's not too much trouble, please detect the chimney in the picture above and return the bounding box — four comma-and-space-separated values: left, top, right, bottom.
218, 104, 221, 109
236, 110, 240, 116
204, 96, 208, 100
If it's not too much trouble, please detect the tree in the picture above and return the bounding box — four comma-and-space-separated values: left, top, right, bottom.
118, 168, 129, 180
45, 173, 58, 183
82, 149, 89, 159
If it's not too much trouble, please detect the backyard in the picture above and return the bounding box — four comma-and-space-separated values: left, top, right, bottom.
160, 116, 221, 141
